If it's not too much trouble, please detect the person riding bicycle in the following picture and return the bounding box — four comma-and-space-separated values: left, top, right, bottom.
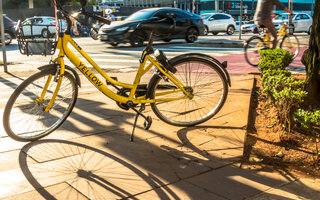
254, 0, 293, 49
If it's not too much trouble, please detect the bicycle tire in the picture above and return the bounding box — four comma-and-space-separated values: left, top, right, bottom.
280, 34, 300, 59
3, 68, 78, 142
244, 36, 266, 67
148, 55, 228, 126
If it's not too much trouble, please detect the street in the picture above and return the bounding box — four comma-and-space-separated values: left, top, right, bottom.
1, 33, 308, 73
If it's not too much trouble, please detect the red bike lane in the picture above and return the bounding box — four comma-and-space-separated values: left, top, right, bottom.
214, 47, 307, 75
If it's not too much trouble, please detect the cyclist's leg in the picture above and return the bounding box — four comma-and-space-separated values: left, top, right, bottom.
263, 20, 277, 48
257, 20, 277, 48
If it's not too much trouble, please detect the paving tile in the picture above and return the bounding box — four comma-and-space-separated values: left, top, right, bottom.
132, 179, 228, 200
0, 150, 37, 172
248, 178, 320, 200
1, 182, 88, 200
184, 164, 295, 200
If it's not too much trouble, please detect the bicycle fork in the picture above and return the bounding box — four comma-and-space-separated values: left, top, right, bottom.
36, 63, 65, 112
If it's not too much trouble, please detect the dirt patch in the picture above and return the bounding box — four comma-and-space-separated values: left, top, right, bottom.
241, 75, 320, 179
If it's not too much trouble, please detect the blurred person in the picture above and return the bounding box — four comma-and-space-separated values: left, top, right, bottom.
254, 0, 293, 49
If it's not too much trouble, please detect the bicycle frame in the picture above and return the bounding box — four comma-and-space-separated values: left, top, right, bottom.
262, 23, 289, 46
39, 33, 192, 112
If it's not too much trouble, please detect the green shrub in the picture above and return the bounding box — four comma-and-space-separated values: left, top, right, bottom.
294, 109, 320, 129
258, 49, 306, 132
259, 49, 293, 72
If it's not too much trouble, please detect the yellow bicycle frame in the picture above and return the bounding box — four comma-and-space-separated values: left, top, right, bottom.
38, 33, 192, 112
262, 23, 289, 47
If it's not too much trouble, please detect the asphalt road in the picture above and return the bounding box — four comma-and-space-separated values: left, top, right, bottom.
0, 32, 308, 74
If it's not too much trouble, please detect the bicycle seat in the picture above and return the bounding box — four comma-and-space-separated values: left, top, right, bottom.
259, 25, 266, 28
137, 17, 175, 36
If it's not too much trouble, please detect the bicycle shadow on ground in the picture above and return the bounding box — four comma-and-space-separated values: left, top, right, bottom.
18, 139, 177, 200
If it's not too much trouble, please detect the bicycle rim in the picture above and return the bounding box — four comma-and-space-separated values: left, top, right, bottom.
281, 35, 300, 59
244, 37, 265, 67
3, 69, 78, 141
150, 58, 228, 126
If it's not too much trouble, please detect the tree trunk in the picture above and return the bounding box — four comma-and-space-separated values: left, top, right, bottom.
301, 0, 320, 104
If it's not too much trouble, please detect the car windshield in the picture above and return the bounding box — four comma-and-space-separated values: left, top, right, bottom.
200, 14, 211, 20
274, 14, 296, 20
125, 10, 155, 21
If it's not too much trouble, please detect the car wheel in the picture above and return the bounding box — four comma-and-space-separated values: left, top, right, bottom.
3, 32, 12, 45
110, 42, 119, 47
163, 39, 171, 42
212, 32, 219, 35
130, 30, 145, 47
185, 28, 198, 43
204, 26, 209, 36
226, 26, 235, 35
41, 29, 49, 38
308, 26, 312, 35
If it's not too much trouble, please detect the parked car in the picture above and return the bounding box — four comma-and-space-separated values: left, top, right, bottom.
21, 16, 66, 38
98, 7, 205, 47
235, 21, 249, 32
273, 13, 313, 34
201, 13, 236, 35
0, 14, 16, 45
241, 20, 260, 34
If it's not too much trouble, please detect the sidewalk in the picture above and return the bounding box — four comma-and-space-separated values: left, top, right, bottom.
0, 38, 317, 199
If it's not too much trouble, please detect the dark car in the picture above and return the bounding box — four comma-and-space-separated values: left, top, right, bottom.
0, 14, 16, 45
98, 7, 205, 47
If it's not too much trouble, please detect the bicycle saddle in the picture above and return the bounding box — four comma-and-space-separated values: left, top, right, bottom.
137, 16, 175, 36
259, 25, 266, 28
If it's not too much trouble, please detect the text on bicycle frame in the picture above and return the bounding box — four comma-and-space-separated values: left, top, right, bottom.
79, 62, 103, 87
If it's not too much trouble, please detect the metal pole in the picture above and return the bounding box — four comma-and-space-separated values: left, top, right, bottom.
288, 0, 293, 35
0, 0, 7, 72
215, 0, 219, 13
239, 0, 243, 40
28, 0, 34, 8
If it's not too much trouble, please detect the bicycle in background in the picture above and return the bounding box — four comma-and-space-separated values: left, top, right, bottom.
244, 22, 300, 67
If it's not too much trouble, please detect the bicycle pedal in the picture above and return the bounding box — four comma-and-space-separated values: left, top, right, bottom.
106, 77, 118, 85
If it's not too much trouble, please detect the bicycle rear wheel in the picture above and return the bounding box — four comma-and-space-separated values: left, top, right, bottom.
3, 68, 78, 142
244, 36, 266, 67
148, 56, 228, 126
280, 35, 300, 59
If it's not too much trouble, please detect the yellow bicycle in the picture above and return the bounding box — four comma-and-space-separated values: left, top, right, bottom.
3, 0, 230, 142
244, 22, 300, 67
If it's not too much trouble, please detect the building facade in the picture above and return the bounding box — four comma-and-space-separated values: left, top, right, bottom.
200, 0, 315, 20
97, 0, 315, 19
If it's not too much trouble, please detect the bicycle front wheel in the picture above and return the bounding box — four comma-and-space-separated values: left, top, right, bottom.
148, 56, 228, 126
244, 36, 266, 67
280, 35, 300, 59
3, 68, 78, 142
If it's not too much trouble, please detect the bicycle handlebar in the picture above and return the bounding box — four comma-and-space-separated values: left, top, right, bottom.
80, 10, 111, 25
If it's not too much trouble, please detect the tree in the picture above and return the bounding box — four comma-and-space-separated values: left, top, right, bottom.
302, 0, 320, 103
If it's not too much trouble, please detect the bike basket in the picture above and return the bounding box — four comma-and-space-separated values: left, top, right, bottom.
16, 21, 57, 56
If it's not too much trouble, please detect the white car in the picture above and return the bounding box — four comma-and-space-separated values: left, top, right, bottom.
235, 21, 249, 32
273, 13, 313, 34
241, 20, 260, 34
22, 16, 66, 38
201, 13, 236, 35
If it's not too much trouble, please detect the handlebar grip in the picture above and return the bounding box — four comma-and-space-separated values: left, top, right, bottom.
83, 11, 111, 25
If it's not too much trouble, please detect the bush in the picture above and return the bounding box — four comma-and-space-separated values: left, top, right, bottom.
258, 49, 307, 132
294, 109, 320, 129
259, 49, 293, 72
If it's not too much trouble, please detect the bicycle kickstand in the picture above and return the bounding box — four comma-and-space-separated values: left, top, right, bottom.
129, 103, 152, 142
